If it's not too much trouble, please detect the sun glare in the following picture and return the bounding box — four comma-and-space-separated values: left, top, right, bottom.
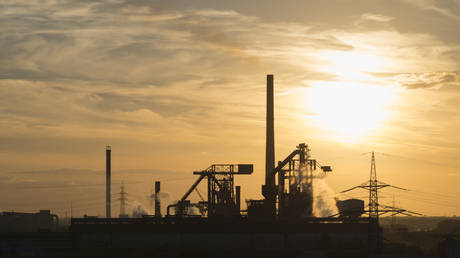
298, 49, 395, 142
312, 50, 389, 81
302, 82, 394, 142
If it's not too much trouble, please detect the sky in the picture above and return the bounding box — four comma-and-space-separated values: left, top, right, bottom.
1, 0, 460, 217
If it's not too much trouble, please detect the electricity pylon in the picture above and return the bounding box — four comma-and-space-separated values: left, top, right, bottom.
341, 152, 408, 255
119, 182, 128, 218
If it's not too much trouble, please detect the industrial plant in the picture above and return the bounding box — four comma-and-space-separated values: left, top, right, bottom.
68, 75, 374, 256
1, 75, 457, 257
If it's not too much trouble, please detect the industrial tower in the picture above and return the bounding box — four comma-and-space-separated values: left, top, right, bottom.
106, 146, 111, 218
154, 181, 161, 218
263, 74, 276, 217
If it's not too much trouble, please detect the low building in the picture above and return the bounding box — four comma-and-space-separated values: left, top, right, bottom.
0, 210, 59, 232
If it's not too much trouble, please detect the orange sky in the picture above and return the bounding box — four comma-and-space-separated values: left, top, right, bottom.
1, 0, 459, 217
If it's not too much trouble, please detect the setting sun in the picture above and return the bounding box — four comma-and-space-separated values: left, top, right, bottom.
302, 82, 395, 142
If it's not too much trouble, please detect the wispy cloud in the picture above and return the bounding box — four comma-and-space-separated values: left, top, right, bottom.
402, 0, 460, 21
360, 13, 394, 23
393, 72, 460, 89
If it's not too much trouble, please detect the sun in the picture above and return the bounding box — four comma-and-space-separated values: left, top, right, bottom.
302, 82, 394, 142
297, 49, 396, 142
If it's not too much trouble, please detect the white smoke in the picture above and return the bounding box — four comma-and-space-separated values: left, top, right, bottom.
131, 200, 150, 218
312, 179, 338, 217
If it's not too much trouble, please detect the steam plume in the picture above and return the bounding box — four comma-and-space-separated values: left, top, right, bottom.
313, 179, 338, 217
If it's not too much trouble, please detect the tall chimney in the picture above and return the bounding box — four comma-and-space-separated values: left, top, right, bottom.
155, 181, 161, 218
265, 74, 275, 187
264, 74, 276, 215
106, 146, 111, 218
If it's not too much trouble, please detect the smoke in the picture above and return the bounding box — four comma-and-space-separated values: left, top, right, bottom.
149, 192, 170, 214
149, 192, 170, 199
132, 205, 149, 218
131, 200, 150, 218
312, 179, 338, 217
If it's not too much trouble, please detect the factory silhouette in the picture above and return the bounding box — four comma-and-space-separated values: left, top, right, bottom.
1, 75, 459, 258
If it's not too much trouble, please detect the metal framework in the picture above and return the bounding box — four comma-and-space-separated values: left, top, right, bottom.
258, 143, 331, 218
118, 182, 128, 218
340, 152, 416, 255
167, 164, 253, 218
369, 152, 378, 222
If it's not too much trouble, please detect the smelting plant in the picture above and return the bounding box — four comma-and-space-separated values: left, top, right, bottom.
69, 75, 374, 255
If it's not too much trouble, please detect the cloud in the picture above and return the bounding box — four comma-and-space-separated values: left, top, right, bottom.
360, 13, 394, 23
402, 0, 460, 21
0, 0, 356, 159
393, 72, 460, 89
1, 1, 459, 153
1, 1, 459, 162
0, 0, 353, 85
85, 92, 201, 117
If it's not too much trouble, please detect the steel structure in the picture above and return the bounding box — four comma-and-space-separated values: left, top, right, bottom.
369, 152, 378, 222
119, 182, 128, 218
252, 143, 331, 218
368, 152, 380, 255
257, 75, 332, 219
341, 152, 418, 255
167, 164, 253, 218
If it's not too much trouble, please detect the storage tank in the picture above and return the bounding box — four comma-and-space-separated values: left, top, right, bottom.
336, 199, 365, 220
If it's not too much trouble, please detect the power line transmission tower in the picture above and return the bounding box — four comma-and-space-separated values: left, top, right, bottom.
119, 182, 128, 218
368, 152, 380, 255
341, 152, 410, 256
369, 152, 379, 221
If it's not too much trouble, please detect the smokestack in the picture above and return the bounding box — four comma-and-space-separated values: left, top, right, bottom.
235, 186, 241, 213
265, 74, 275, 187
155, 181, 161, 218
106, 146, 111, 218
263, 74, 276, 216
265, 74, 275, 188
